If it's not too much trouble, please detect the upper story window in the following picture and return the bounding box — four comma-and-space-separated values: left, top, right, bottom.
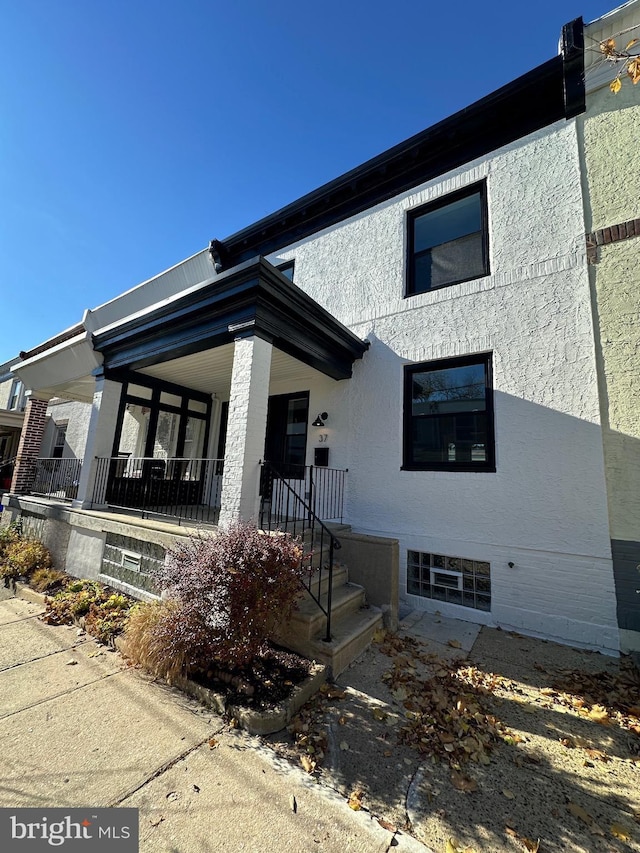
8, 379, 24, 411
403, 353, 495, 472
406, 183, 489, 296
52, 423, 67, 459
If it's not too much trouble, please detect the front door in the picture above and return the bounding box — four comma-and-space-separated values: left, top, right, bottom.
264, 391, 309, 479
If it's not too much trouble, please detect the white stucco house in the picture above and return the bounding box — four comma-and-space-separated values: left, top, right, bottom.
2, 7, 633, 662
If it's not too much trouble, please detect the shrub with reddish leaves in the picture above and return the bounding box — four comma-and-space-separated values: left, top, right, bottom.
125, 522, 305, 677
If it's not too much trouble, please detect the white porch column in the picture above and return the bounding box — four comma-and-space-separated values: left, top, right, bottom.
218, 334, 272, 526
72, 370, 122, 509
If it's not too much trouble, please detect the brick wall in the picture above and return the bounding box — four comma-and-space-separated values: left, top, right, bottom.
11, 397, 49, 493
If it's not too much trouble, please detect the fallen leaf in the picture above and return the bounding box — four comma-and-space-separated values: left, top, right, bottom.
567, 802, 605, 835
450, 771, 478, 793
585, 748, 610, 763
610, 822, 631, 841
448, 639, 462, 649
300, 755, 315, 774
66, 659, 78, 666
149, 815, 165, 827
338, 716, 347, 726
502, 789, 515, 800
339, 741, 350, 751
324, 687, 345, 700
588, 705, 611, 724
377, 818, 396, 832
505, 827, 539, 852
166, 791, 179, 802
208, 738, 219, 749
372, 707, 387, 722
347, 789, 363, 811
372, 629, 386, 643
392, 686, 408, 701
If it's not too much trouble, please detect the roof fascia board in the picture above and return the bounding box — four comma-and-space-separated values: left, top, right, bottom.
221, 54, 582, 264
93, 259, 368, 380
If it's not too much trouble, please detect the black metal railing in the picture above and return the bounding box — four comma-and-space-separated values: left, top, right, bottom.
93, 456, 223, 525
259, 461, 347, 642
30, 457, 83, 502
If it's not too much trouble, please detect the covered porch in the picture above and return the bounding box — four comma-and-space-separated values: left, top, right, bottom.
12, 256, 368, 530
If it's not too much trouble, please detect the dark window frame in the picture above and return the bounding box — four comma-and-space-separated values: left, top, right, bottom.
111, 374, 211, 462
402, 352, 495, 473
405, 181, 489, 297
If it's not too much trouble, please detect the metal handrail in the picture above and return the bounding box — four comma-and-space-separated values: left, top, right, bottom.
259, 461, 345, 642
30, 457, 83, 502
93, 456, 223, 525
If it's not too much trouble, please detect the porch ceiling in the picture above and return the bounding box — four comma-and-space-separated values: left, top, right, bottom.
93, 257, 369, 382
138, 344, 319, 398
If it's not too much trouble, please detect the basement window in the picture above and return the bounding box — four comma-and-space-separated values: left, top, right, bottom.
121, 550, 142, 573
407, 550, 491, 611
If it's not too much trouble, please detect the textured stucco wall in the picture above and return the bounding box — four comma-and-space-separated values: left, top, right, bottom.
43, 399, 93, 459
581, 61, 640, 649
581, 80, 640, 541
0, 378, 12, 409
267, 120, 618, 651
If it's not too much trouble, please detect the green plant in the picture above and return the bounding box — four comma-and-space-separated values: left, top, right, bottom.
42, 580, 108, 626
2, 538, 52, 581
29, 568, 68, 593
0, 520, 22, 553
0, 521, 25, 585
84, 599, 132, 644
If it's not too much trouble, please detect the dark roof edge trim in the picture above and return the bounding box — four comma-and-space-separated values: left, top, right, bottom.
218, 45, 585, 265
19, 323, 85, 361
562, 17, 586, 118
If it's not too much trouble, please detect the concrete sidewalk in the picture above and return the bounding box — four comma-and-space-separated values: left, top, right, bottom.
0, 592, 426, 852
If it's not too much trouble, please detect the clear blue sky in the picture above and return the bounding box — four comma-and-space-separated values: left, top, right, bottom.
0, 0, 613, 363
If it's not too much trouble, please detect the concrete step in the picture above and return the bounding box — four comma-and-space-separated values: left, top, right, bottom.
303, 607, 384, 678
279, 583, 366, 643
303, 562, 348, 599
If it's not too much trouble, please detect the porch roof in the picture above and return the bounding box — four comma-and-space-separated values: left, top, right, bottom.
93, 257, 369, 381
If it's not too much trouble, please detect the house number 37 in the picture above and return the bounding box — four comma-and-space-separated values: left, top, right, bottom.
318, 433, 328, 443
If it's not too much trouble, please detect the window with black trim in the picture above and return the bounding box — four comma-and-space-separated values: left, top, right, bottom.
403, 353, 495, 471
406, 183, 488, 295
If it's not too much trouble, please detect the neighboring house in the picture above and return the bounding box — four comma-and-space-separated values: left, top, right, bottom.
0, 360, 27, 489
0, 357, 87, 499
1, 6, 633, 658
580, 0, 640, 653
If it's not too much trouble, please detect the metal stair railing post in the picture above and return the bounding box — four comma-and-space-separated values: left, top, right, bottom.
259, 460, 342, 642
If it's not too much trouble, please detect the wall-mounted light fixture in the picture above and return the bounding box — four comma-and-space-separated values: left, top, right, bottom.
312, 412, 328, 427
